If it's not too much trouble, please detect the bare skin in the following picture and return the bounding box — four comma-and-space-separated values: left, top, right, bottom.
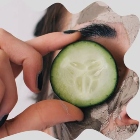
0, 2, 139, 139
0, 30, 84, 138
51, 11, 139, 136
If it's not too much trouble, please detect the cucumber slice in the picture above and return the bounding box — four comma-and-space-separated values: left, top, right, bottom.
50, 40, 118, 107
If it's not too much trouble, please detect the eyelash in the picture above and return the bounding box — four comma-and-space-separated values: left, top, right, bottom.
78, 24, 117, 38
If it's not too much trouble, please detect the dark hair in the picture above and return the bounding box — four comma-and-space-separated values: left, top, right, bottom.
34, 3, 67, 101
34, 3, 67, 36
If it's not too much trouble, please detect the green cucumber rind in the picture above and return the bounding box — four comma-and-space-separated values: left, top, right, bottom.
50, 40, 118, 107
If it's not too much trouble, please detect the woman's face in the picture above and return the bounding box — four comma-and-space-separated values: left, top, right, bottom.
55, 2, 139, 88
51, 2, 139, 139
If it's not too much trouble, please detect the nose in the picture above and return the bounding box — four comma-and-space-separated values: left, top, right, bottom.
115, 106, 139, 126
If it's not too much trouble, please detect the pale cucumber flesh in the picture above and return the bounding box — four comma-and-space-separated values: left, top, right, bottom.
50, 41, 118, 107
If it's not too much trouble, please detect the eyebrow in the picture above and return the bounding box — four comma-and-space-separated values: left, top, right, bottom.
78, 23, 117, 38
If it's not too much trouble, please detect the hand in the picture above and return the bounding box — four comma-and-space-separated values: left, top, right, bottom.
0, 28, 83, 137
0, 99, 83, 138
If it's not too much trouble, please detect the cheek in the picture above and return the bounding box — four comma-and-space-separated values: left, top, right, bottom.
92, 37, 129, 59
86, 37, 129, 88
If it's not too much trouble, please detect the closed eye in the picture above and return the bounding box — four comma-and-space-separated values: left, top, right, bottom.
78, 23, 117, 38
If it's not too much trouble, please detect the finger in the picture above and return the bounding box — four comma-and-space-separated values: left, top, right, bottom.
26, 32, 81, 56
0, 50, 17, 117
22, 32, 80, 76
0, 30, 80, 93
0, 99, 84, 138
10, 32, 81, 74
0, 79, 5, 105
0, 29, 43, 92
10, 62, 23, 78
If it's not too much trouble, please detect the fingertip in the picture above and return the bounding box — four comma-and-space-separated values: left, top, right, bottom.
23, 70, 41, 93
34, 99, 84, 127
23, 54, 43, 93
56, 100, 84, 122
62, 30, 81, 38
37, 71, 43, 91
0, 114, 9, 127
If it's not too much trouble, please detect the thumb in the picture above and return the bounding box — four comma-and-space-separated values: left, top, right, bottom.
0, 99, 83, 138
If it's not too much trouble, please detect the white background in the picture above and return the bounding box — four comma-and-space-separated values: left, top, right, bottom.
0, 0, 140, 140
0, 0, 45, 119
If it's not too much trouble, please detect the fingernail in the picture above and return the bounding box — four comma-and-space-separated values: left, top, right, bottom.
63, 30, 78, 34
0, 114, 8, 127
37, 71, 43, 91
